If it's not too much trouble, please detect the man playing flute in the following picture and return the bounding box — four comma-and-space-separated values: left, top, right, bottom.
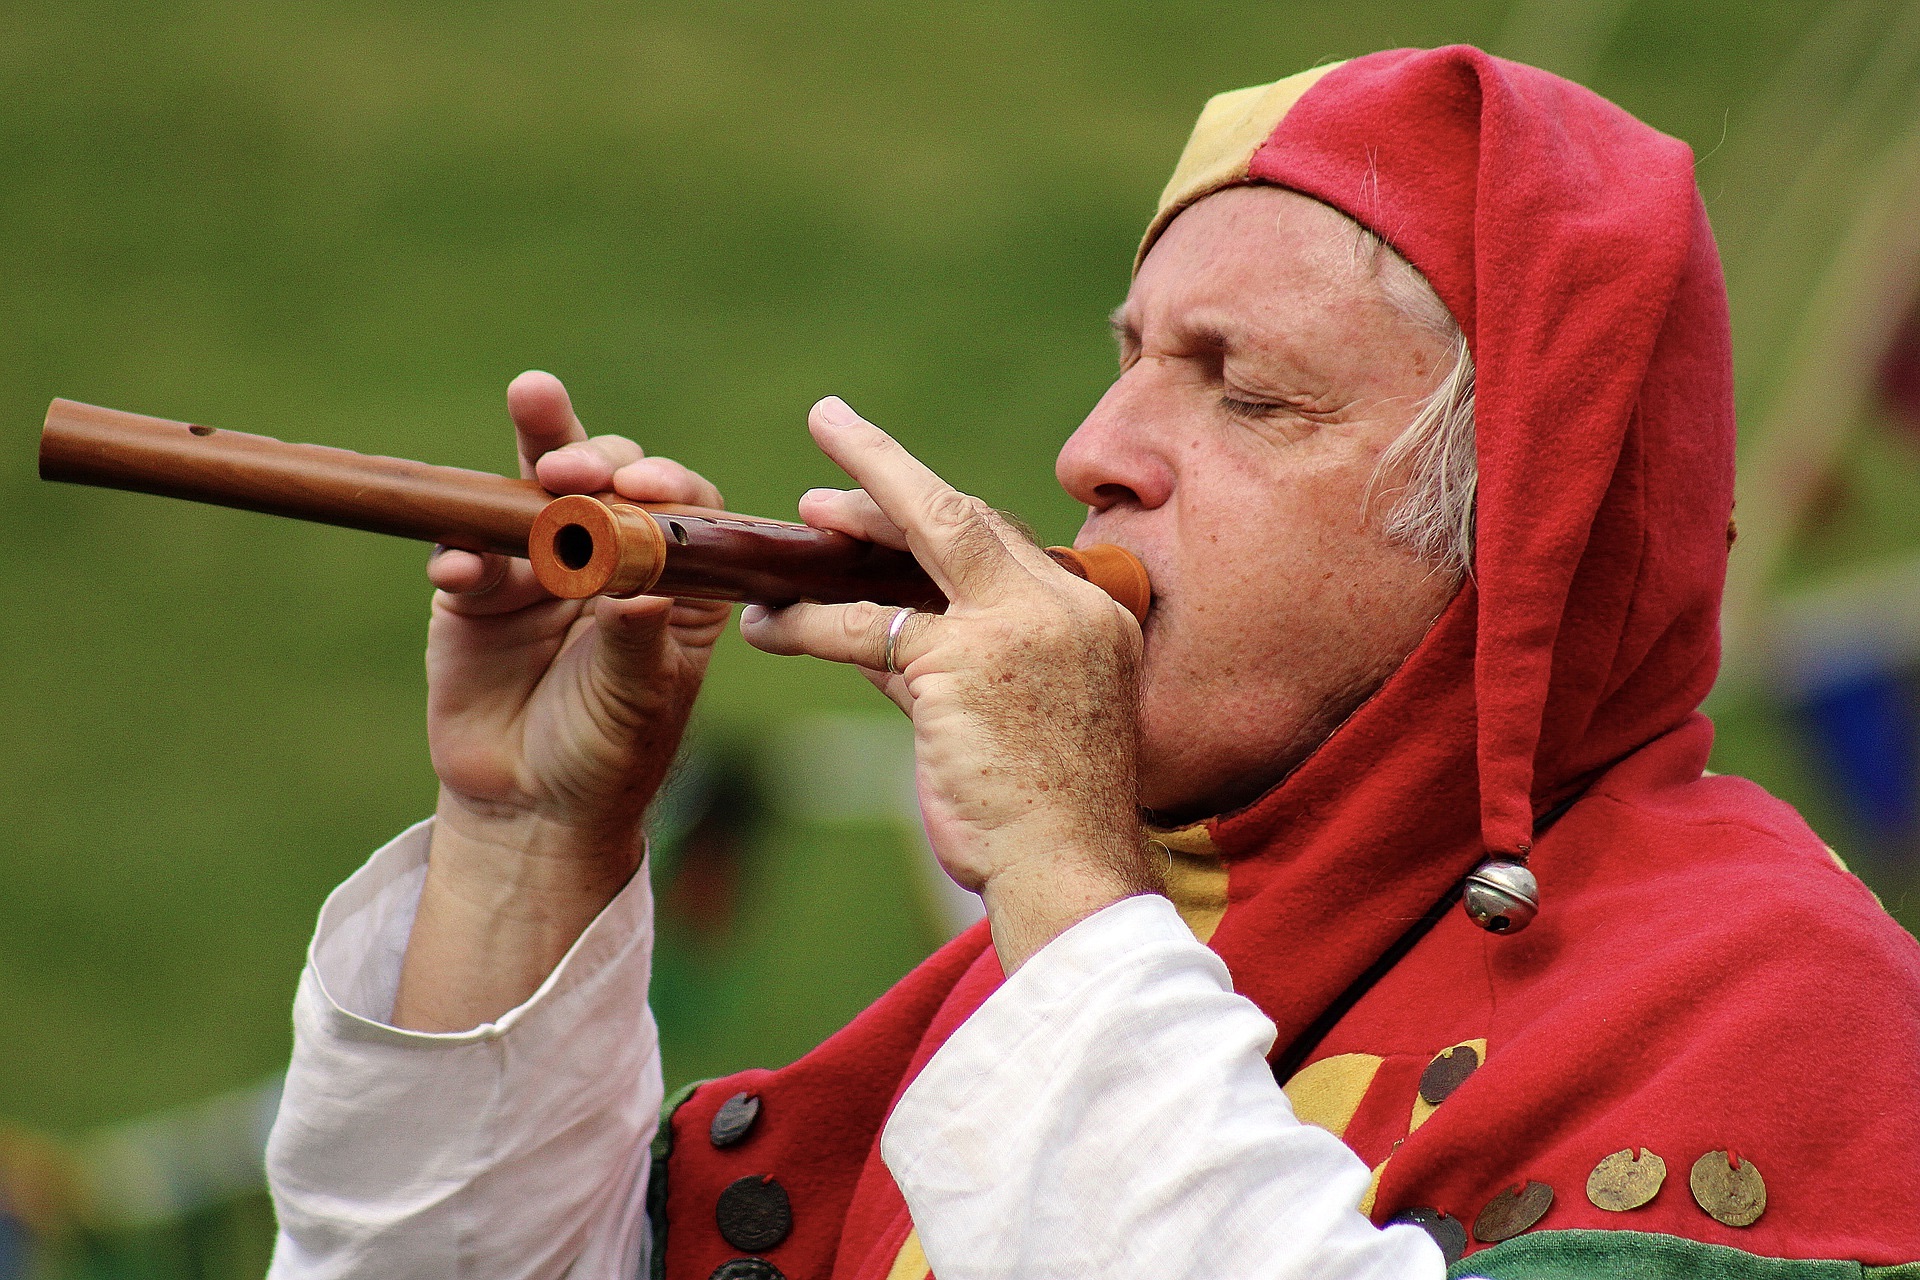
264, 46, 1920, 1280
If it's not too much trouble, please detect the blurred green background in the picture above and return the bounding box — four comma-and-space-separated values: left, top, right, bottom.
3, 0, 1919, 1274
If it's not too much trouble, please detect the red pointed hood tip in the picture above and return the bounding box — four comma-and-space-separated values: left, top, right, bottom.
1187, 47, 1734, 873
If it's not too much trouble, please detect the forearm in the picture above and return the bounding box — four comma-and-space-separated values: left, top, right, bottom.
393, 790, 644, 1031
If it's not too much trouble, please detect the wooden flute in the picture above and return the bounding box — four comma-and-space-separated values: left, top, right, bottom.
37, 399, 1152, 622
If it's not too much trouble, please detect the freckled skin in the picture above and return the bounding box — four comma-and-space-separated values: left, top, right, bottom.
1057, 187, 1460, 821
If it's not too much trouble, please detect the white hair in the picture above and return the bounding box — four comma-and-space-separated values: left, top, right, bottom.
1350, 224, 1478, 581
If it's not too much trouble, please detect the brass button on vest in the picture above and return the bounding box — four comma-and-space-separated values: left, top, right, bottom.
1418, 1044, 1480, 1105
1473, 1181, 1553, 1242
1587, 1148, 1666, 1211
1690, 1151, 1767, 1227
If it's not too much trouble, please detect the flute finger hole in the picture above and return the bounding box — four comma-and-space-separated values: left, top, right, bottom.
669, 521, 689, 546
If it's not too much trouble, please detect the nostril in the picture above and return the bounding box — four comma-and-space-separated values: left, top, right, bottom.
1091, 482, 1138, 507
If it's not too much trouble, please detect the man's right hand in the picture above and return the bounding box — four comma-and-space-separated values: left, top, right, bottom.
393, 371, 729, 1031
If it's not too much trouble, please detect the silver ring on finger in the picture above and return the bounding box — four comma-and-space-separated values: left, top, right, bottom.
882, 606, 916, 675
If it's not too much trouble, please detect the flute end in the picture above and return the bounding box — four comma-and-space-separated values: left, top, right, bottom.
530, 494, 667, 598
1046, 544, 1151, 625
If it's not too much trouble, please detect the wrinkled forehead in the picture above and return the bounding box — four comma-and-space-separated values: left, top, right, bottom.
1135, 62, 1348, 276
1124, 187, 1392, 335
1119, 186, 1453, 401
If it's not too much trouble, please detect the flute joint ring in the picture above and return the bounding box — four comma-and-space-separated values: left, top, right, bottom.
883, 606, 916, 675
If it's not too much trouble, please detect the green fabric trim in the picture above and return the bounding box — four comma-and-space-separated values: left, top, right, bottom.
1449, 1230, 1920, 1280
648, 1078, 707, 1280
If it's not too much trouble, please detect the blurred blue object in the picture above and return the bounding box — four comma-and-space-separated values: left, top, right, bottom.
0, 1206, 27, 1280
1798, 664, 1920, 845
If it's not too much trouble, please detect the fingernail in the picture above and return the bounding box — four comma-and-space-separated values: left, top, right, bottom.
740, 604, 768, 626
814, 396, 859, 427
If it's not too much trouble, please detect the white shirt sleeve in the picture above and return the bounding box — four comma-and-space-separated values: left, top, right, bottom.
880, 893, 1460, 1280
264, 819, 661, 1280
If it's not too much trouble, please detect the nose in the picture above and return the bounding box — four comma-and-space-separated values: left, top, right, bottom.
1056, 372, 1175, 513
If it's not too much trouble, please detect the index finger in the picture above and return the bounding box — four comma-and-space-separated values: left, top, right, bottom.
807, 398, 1053, 601
507, 370, 590, 480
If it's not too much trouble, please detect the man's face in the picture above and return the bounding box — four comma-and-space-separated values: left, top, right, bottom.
1058, 186, 1460, 820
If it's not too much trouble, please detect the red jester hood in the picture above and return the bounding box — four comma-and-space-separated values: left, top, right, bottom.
1151, 43, 1738, 1069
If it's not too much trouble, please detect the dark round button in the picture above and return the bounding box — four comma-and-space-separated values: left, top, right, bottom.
709, 1260, 784, 1280
1473, 1181, 1553, 1242
710, 1092, 762, 1148
1389, 1207, 1466, 1264
716, 1175, 792, 1252
1418, 1044, 1480, 1106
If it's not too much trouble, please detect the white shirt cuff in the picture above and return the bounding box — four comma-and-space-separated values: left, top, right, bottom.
266, 818, 661, 1280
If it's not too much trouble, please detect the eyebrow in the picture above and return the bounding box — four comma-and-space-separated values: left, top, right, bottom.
1110, 305, 1243, 357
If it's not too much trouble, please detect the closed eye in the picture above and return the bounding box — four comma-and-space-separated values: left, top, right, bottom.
1109, 308, 1140, 369
1219, 395, 1281, 421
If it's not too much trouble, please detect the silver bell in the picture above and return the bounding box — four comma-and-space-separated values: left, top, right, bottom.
1462, 859, 1539, 934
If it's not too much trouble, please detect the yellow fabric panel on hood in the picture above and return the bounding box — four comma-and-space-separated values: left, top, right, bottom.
1136, 61, 1345, 272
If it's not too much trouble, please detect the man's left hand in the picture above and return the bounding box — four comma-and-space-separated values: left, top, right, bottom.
739, 396, 1157, 969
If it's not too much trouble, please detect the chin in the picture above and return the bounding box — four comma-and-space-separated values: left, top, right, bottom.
1133, 676, 1312, 823
1131, 625, 1195, 813
1133, 712, 1211, 821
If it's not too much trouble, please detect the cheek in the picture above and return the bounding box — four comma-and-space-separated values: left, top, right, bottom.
1170, 450, 1378, 604
1136, 448, 1414, 706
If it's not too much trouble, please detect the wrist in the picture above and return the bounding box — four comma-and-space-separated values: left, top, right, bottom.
430, 788, 645, 912
980, 833, 1156, 973
394, 793, 646, 1032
